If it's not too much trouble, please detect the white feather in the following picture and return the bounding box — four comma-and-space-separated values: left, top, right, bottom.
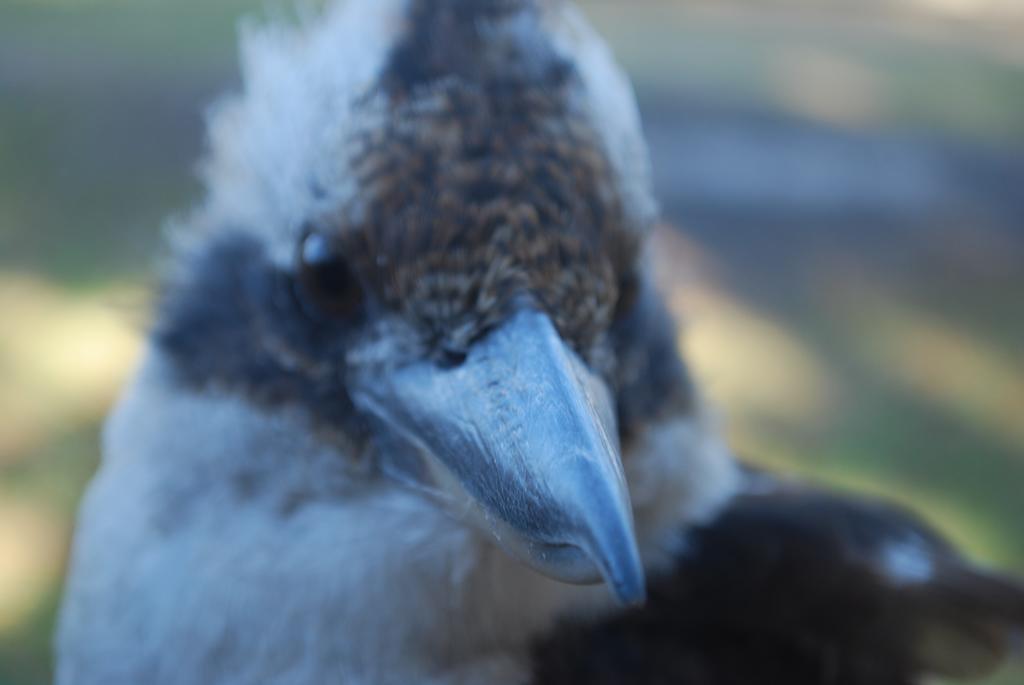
191, 0, 406, 267
58, 348, 738, 684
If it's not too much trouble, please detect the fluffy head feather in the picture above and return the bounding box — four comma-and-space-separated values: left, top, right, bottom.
194, 0, 654, 271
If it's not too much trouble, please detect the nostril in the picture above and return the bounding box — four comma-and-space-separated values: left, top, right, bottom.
438, 348, 468, 369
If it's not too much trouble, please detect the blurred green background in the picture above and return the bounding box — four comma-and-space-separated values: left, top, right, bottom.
0, 0, 1022, 683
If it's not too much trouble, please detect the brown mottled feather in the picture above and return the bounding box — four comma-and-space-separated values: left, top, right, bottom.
324, 1, 640, 358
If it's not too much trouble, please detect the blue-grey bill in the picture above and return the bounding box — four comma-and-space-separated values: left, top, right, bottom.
352, 309, 646, 606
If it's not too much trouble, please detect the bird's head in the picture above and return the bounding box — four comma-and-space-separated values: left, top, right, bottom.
156, 0, 680, 606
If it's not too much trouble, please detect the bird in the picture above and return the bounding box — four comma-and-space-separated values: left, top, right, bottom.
57, 1, 1024, 684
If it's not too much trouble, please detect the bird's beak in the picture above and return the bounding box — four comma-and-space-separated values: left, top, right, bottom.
351, 309, 645, 606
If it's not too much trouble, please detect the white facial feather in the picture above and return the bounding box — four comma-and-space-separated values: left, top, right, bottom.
187, 0, 406, 267
58, 348, 738, 684
625, 411, 741, 575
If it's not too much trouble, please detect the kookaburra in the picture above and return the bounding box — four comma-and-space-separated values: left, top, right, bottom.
57, 1, 1024, 683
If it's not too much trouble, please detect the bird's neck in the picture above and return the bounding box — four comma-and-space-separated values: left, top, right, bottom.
98, 351, 738, 683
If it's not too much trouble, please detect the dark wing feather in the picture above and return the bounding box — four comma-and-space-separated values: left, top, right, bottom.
531, 477, 1024, 685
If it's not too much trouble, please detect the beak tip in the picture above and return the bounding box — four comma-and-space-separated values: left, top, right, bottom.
608, 549, 647, 607
611, 574, 648, 608
591, 531, 647, 607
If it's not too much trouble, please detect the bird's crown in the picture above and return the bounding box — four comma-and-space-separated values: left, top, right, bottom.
192, 0, 655, 356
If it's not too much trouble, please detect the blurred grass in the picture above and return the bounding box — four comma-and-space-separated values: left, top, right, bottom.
1, 1, 1022, 684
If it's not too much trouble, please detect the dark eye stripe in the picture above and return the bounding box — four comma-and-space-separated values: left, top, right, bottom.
155, 231, 366, 444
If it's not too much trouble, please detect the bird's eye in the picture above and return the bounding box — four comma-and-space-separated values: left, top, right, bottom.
296, 230, 365, 319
